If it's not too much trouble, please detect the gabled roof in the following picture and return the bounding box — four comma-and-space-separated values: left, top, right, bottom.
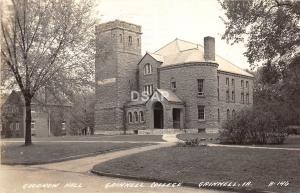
156, 89, 182, 103
151, 38, 253, 77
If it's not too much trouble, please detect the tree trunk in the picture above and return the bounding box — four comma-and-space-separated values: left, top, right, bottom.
25, 96, 32, 146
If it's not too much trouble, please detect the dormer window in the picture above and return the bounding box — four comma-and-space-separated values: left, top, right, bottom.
144, 63, 152, 75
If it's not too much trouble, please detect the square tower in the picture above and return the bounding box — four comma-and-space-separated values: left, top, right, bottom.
94, 20, 142, 134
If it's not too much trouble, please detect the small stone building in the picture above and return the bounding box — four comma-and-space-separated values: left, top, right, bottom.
1, 90, 72, 138
94, 20, 254, 134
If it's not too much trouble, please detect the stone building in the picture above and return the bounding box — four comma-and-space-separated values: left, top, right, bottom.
95, 20, 253, 134
1, 90, 72, 138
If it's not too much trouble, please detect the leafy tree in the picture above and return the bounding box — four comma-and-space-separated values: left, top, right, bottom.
220, 0, 300, 126
219, 0, 300, 67
1, 0, 96, 145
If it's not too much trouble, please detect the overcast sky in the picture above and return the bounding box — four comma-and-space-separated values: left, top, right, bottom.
96, 0, 250, 70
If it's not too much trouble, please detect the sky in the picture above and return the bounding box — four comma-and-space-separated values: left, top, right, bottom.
96, 0, 250, 70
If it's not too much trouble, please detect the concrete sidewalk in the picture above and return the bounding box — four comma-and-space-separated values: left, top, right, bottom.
31, 141, 174, 173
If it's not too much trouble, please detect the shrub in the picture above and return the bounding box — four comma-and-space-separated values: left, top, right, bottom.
220, 108, 287, 145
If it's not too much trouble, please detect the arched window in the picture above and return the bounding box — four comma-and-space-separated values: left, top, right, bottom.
128, 36, 132, 46
139, 111, 144, 122
227, 109, 230, 120
134, 111, 138, 122
232, 110, 236, 118
144, 63, 152, 75
128, 112, 133, 123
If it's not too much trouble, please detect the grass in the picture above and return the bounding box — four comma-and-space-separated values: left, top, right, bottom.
0, 141, 152, 165
178, 133, 300, 149
93, 146, 300, 193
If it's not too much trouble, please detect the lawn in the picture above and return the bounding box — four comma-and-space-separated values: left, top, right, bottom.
178, 133, 300, 149
0, 141, 153, 165
93, 146, 300, 193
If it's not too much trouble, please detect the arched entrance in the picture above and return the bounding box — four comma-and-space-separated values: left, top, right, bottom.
153, 102, 163, 129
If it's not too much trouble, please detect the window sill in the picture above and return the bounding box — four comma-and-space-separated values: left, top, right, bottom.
143, 73, 153, 76
197, 95, 205, 98
198, 119, 206, 122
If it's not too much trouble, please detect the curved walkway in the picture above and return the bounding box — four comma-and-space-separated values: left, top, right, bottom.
0, 134, 234, 193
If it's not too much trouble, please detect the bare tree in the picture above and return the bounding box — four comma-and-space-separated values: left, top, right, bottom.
1, 0, 96, 145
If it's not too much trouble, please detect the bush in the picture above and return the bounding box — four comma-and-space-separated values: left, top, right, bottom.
220, 108, 287, 145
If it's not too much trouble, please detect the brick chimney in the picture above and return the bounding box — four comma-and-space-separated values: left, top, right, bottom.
204, 36, 215, 61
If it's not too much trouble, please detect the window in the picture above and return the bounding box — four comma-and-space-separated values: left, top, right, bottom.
171, 81, 176, 90
128, 36, 132, 46
217, 88, 220, 101
218, 109, 220, 122
241, 92, 245, 104
144, 63, 152, 75
170, 78, 176, 90
128, 112, 133, 123
241, 80, 244, 89
137, 38, 140, 46
134, 111, 138, 122
227, 109, 230, 120
139, 111, 144, 122
143, 84, 153, 95
226, 78, 229, 86
9, 122, 13, 130
232, 79, 235, 88
31, 121, 35, 129
246, 93, 249, 104
197, 79, 204, 96
198, 105, 205, 120
119, 34, 122, 43
246, 81, 249, 92
232, 91, 235, 102
232, 110, 236, 118
61, 122, 66, 131
16, 122, 20, 131
226, 90, 230, 103
217, 76, 219, 88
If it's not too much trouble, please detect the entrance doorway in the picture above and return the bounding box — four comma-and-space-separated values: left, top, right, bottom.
173, 108, 181, 129
153, 102, 163, 129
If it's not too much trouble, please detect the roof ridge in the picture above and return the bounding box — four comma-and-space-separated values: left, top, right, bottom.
153, 38, 178, 54
216, 54, 251, 76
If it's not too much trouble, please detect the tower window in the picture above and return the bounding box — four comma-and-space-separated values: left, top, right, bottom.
198, 105, 205, 121
197, 79, 204, 96
128, 36, 132, 46
232, 91, 235, 102
227, 109, 230, 120
144, 63, 152, 75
